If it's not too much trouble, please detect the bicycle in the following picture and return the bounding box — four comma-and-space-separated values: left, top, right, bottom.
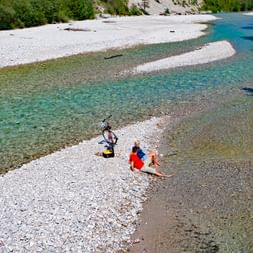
100, 114, 118, 146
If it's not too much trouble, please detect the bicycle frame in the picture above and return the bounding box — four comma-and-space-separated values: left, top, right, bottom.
100, 114, 118, 145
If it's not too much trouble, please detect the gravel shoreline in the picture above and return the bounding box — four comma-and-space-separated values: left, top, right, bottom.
0, 13, 238, 253
128, 158, 253, 253
128, 95, 253, 253
132, 40, 235, 73
0, 116, 170, 253
0, 15, 217, 68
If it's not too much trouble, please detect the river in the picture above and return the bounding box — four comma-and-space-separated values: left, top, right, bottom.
0, 13, 253, 173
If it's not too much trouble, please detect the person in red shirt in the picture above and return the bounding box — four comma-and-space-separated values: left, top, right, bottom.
129, 146, 174, 178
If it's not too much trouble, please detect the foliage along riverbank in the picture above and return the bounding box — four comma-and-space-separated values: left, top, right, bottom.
0, 0, 139, 30
1, 0, 253, 31
202, 0, 253, 12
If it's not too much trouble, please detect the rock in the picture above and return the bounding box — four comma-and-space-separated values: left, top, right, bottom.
133, 238, 141, 244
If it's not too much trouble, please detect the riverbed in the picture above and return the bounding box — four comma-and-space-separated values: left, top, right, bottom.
0, 13, 253, 253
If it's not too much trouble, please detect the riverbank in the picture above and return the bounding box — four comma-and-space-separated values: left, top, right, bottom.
0, 116, 173, 253
127, 89, 253, 252
132, 40, 235, 73
1, 13, 251, 253
128, 157, 253, 253
0, 15, 217, 68
244, 12, 253, 15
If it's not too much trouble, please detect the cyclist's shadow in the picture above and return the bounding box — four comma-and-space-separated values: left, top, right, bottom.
98, 139, 107, 145
98, 139, 116, 148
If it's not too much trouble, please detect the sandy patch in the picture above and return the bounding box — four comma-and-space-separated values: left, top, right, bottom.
132, 40, 235, 73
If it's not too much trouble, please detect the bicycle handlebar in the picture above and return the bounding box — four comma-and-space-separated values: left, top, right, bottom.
102, 114, 112, 122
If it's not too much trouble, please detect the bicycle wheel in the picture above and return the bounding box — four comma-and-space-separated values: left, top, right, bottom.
102, 129, 118, 145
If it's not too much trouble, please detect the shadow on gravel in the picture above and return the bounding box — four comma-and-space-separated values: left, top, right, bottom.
241, 87, 253, 96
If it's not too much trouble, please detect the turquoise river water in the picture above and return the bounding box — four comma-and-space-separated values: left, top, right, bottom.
0, 13, 253, 172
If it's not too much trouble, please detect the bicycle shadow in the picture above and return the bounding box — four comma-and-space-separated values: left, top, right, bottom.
98, 139, 117, 150
241, 87, 253, 96
98, 140, 107, 145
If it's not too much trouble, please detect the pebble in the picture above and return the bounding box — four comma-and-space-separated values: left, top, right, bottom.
0, 117, 170, 253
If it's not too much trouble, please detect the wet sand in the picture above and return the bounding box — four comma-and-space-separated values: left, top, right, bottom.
127, 159, 253, 253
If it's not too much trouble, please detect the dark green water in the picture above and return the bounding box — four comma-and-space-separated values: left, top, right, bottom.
1, 13, 253, 172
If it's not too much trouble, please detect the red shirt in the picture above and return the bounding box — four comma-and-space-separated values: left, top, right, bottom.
129, 152, 144, 170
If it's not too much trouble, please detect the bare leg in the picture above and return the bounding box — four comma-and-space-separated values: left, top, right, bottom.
155, 172, 175, 178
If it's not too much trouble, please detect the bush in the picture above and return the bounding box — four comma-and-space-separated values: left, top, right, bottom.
202, 0, 253, 12
0, 0, 95, 30
0, 4, 16, 29
101, 0, 129, 15
57, 10, 69, 22
79, 0, 95, 19
129, 4, 142, 15
15, 0, 47, 27
165, 8, 170, 14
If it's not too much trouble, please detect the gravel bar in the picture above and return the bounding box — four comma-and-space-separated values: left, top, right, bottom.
0, 116, 169, 253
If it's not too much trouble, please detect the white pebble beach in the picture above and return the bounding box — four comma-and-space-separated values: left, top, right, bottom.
0, 117, 170, 252
132, 40, 235, 73
0, 14, 237, 253
0, 15, 219, 68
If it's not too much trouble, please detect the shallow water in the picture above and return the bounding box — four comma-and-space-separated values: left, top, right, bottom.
1, 13, 253, 173
1, 12, 253, 253
157, 92, 253, 252
159, 14, 253, 251
172, 96, 253, 162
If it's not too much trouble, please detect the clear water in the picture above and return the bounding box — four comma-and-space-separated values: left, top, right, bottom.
1, 13, 253, 172
160, 14, 253, 252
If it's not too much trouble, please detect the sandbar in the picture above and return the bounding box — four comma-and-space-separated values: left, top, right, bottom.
0, 116, 171, 252
0, 15, 217, 68
0, 13, 235, 253
133, 40, 235, 73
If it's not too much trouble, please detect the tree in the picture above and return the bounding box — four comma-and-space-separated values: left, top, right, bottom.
102, 0, 129, 15
0, 4, 16, 29
63, 0, 94, 20
142, 0, 149, 10
202, 0, 253, 12
14, 0, 42, 27
129, 4, 142, 15
78, 0, 95, 19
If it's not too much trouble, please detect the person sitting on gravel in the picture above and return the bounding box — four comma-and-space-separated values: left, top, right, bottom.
134, 140, 160, 167
148, 149, 160, 168
129, 146, 174, 178
133, 140, 147, 161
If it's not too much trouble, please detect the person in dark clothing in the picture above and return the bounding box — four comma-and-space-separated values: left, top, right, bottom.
134, 140, 147, 161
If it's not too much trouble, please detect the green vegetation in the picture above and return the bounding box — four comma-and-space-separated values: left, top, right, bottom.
165, 8, 170, 14
202, 0, 253, 12
99, 0, 129, 15
0, 0, 145, 30
172, 0, 199, 6
1, 0, 252, 30
129, 4, 143, 15
0, 0, 95, 30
